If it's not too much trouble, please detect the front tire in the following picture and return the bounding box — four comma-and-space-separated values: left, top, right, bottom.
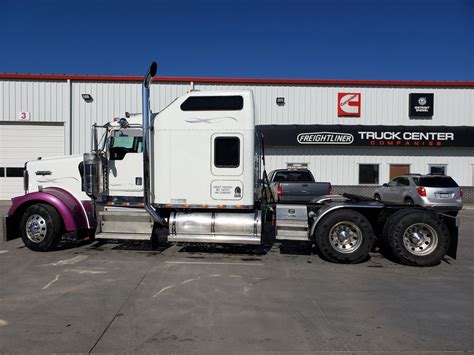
20, 204, 64, 251
374, 194, 381, 201
314, 210, 375, 264
386, 211, 449, 266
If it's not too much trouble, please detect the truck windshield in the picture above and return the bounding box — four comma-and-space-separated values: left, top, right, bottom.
413, 176, 458, 187
273, 171, 313, 182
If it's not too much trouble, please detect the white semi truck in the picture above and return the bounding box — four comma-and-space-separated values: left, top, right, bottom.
3, 63, 460, 266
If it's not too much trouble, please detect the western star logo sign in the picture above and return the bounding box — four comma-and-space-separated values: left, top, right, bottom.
297, 132, 354, 144
338, 93, 361, 117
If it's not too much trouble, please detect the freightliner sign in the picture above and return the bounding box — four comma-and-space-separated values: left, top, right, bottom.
257, 125, 474, 147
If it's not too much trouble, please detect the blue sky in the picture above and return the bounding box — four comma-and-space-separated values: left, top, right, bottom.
1, 0, 473, 80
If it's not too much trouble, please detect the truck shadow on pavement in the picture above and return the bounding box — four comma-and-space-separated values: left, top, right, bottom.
177, 243, 270, 256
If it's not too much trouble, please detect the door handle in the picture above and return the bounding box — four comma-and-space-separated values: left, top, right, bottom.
35, 171, 52, 176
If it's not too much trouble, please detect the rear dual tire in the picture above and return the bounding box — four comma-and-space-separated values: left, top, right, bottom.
383, 210, 449, 267
314, 210, 375, 264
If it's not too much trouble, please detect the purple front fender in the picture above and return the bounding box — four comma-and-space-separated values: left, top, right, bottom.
6, 187, 92, 239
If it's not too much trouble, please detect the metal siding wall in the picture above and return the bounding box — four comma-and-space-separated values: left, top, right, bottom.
70, 81, 189, 154
2, 78, 473, 185
265, 147, 474, 186
196, 83, 474, 126
0, 80, 69, 123
0, 79, 70, 154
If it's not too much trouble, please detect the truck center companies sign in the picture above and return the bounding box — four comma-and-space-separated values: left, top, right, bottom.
257, 125, 474, 148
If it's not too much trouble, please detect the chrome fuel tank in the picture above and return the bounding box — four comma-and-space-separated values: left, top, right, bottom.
169, 211, 262, 244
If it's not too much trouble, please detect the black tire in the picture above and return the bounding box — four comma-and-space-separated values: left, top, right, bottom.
380, 208, 416, 258
405, 197, 414, 205
314, 209, 375, 264
382, 208, 415, 245
386, 211, 450, 266
19, 204, 64, 251
374, 194, 381, 201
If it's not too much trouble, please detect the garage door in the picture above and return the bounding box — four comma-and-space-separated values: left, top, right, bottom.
0, 123, 65, 200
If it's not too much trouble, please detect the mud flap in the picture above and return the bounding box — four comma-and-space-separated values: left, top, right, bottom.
3, 214, 19, 241
446, 214, 460, 259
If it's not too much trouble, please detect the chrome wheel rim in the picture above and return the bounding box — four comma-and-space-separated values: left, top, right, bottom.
403, 223, 438, 256
25, 214, 47, 243
329, 221, 363, 253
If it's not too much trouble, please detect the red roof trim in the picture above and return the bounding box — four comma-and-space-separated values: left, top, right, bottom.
0, 73, 473, 87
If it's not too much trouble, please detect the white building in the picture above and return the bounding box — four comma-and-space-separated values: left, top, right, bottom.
1, 73, 473, 200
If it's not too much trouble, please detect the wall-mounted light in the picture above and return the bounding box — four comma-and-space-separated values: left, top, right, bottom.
82, 93, 93, 103
276, 97, 285, 106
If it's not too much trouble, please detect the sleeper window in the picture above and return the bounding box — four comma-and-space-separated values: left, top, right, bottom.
214, 137, 240, 168
181, 96, 244, 111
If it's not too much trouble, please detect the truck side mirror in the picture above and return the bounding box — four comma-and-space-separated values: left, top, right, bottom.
383, 183, 388, 187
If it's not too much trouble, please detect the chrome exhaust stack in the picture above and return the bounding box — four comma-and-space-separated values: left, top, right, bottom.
142, 62, 165, 225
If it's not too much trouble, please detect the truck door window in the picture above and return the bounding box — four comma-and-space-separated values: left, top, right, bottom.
214, 137, 240, 168
109, 136, 143, 160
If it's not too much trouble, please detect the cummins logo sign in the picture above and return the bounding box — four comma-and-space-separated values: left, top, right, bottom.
338, 93, 361, 117
297, 132, 354, 144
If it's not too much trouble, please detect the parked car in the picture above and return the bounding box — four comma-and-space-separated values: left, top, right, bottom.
266, 169, 332, 203
374, 174, 463, 210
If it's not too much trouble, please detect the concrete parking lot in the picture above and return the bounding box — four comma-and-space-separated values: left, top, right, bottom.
0, 201, 473, 353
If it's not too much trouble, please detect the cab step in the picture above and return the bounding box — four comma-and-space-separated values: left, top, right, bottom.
98, 206, 154, 235
95, 232, 151, 241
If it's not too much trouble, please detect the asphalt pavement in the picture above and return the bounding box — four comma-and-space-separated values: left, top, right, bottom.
0, 201, 473, 354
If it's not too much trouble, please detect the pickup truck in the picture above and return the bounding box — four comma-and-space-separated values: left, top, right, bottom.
267, 169, 332, 202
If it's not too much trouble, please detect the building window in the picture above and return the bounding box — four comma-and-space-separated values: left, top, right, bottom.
181, 96, 244, 111
359, 164, 379, 184
6, 167, 25, 177
429, 165, 447, 175
214, 137, 240, 168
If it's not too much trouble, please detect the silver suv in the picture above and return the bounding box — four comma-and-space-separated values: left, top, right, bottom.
374, 174, 463, 210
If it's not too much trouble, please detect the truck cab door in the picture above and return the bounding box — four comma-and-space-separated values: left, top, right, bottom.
210, 133, 244, 202
107, 131, 144, 197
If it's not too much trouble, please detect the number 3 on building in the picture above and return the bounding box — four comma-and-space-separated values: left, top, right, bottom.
18, 112, 30, 120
